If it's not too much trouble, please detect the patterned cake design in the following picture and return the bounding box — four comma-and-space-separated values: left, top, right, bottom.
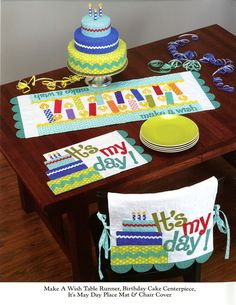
111, 212, 168, 266
67, 3, 127, 75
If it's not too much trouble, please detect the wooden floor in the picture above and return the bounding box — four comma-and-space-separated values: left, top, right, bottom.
0, 151, 235, 282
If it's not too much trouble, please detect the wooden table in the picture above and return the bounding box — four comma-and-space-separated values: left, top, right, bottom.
1, 24, 236, 281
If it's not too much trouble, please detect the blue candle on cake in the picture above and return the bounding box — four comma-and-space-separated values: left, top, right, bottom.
88, 3, 92, 17
94, 9, 98, 20
98, 3, 103, 17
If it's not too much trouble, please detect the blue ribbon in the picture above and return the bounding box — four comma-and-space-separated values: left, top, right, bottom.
213, 204, 230, 259
200, 53, 233, 66
212, 64, 235, 92
97, 212, 111, 280
167, 35, 198, 63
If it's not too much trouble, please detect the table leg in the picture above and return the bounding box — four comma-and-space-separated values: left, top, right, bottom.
67, 202, 97, 281
17, 176, 35, 213
183, 262, 201, 282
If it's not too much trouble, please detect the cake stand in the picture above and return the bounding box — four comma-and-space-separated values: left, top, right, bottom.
67, 60, 128, 88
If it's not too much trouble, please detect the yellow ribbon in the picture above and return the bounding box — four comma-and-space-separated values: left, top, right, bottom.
16, 74, 84, 94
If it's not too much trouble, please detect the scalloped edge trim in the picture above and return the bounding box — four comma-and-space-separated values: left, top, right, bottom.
117, 130, 152, 162
111, 251, 213, 274
10, 97, 25, 138
191, 72, 221, 109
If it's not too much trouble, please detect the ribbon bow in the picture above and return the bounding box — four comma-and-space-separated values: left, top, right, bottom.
213, 204, 230, 259
97, 212, 111, 280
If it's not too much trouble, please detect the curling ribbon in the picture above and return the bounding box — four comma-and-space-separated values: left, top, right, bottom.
148, 33, 234, 93
148, 33, 201, 73
200, 53, 235, 92
167, 34, 199, 62
212, 65, 235, 93
182, 60, 201, 71
16, 74, 84, 94
200, 53, 233, 66
148, 58, 200, 74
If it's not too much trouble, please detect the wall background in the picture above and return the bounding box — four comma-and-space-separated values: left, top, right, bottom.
1, 0, 236, 84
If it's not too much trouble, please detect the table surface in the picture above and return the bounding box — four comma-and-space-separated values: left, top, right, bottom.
1, 24, 236, 213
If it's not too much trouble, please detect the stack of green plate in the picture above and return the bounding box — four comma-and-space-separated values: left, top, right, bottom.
140, 115, 199, 153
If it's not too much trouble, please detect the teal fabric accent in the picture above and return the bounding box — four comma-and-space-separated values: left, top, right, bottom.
14, 121, 23, 130
97, 212, 111, 280
213, 204, 230, 259
133, 264, 153, 272
176, 259, 195, 269
154, 263, 174, 271
29, 74, 184, 102
125, 137, 136, 146
117, 130, 128, 138
133, 145, 145, 154
142, 154, 152, 162
95, 93, 105, 105
109, 252, 213, 274
165, 92, 174, 105
201, 85, 210, 93
192, 72, 220, 109
10, 97, 25, 138
111, 265, 132, 273
196, 251, 213, 263
67, 54, 127, 71
117, 131, 152, 163
16, 130, 25, 138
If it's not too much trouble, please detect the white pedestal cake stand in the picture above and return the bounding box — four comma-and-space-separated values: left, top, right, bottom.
67, 60, 128, 88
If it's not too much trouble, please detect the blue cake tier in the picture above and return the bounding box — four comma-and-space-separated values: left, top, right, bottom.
74, 27, 119, 54
81, 15, 111, 38
116, 231, 163, 246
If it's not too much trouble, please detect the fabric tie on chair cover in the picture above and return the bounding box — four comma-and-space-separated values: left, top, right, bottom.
97, 176, 230, 279
213, 204, 230, 259
97, 212, 111, 280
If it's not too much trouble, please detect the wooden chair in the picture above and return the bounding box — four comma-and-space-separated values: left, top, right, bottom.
90, 191, 202, 282
90, 176, 226, 282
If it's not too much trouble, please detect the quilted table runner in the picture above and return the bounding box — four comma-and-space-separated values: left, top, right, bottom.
43, 130, 152, 195
11, 71, 220, 138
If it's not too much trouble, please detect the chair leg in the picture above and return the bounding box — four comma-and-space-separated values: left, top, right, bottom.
183, 262, 201, 282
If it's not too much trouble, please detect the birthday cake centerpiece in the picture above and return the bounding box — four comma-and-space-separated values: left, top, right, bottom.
67, 3, 127, 78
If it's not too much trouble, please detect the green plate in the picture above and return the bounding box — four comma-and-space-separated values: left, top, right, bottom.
140, 115, 199, 146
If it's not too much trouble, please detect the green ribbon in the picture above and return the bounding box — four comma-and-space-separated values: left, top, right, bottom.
148, 58, 201, 73
182, 60, 201, 71
97, 212, 111, 280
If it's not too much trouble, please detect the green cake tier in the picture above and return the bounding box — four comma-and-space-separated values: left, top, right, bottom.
67, 39, 127, 76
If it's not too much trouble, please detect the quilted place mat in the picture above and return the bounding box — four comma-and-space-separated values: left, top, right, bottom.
43, 130, 152, 195
11, 71, 220, 138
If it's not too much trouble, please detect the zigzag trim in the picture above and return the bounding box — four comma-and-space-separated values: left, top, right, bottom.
81, 24, 111, 32
68, 55, 127, 71
47, 161, 84, 176
117, 235, 162, 240
123, 224, 156, 227
74, 39, 119, 50
45, 155, 72, 165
